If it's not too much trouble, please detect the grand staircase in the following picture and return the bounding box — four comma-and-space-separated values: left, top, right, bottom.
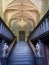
7, 41, 36, 65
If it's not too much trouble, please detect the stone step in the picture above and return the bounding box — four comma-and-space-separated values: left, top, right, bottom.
7, 41, 35, 65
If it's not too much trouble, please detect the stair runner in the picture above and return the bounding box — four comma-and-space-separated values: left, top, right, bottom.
7, 41, 36, 65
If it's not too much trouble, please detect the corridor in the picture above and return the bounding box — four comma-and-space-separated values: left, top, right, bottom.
0, 0, 49, 65
7, 41, 35, 65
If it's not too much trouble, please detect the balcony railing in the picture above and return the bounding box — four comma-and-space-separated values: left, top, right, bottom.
0, 17, 15, 41
29, 10, 49, 40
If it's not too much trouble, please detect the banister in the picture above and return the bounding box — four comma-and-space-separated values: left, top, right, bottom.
28, 38, 36, 56
7, 38, 16, 56
0, 17, 15, 38
29, 10, 49, 37
29, 10, 49, 41
0, 17, 15, 41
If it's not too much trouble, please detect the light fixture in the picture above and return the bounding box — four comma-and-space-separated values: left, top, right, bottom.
17, 18, 27, 27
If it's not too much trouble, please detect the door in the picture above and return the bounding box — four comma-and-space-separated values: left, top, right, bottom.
19, 31, 25, 41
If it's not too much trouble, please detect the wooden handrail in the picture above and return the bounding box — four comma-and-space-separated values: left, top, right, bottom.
7, 38, 16, 56
28, 39, 36, 56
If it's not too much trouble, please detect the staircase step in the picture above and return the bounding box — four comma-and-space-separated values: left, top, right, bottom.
7, 41, 35, 65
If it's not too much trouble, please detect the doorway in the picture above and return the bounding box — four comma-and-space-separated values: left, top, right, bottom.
19, 31, 25, 41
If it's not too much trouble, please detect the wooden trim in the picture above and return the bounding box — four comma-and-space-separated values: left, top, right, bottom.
7, 38, 16, 56
28, 39, 36, 55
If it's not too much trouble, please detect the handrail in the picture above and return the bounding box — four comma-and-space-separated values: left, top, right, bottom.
0, 17, 15, 38
29, 10, 49, 40
29, 10, 49, 38
28, 38, 36, 56
0, 17, 15, 41
7, 38, 16, 56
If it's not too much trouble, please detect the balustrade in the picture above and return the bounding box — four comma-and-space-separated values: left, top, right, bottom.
30, 10, 49, 40
0, 17, 15, 41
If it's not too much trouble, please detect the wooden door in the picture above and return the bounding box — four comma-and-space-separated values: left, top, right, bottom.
19, 31, 25, 41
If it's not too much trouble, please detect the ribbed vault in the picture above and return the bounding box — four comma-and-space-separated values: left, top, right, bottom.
4, 0, 41, 26
2, 0, 43, 41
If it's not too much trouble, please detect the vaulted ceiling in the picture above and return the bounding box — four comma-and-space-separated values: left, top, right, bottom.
0, 0, 49, 41
2, 0, 42, 28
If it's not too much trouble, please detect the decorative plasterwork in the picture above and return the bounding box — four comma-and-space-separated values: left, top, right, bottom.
10, 18, 34, 30
10, 18, 35, 28
2, 0, 13, 12
6, 0, 42, 13
17, 18, 27, 27
6, 5, 38, 11
8, 10, 39, 23
4, 9, 39, 24
3, 0, 42, 28
7, 0, 38, 8
3, 0, 42, 12
30, 0, 42, 12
